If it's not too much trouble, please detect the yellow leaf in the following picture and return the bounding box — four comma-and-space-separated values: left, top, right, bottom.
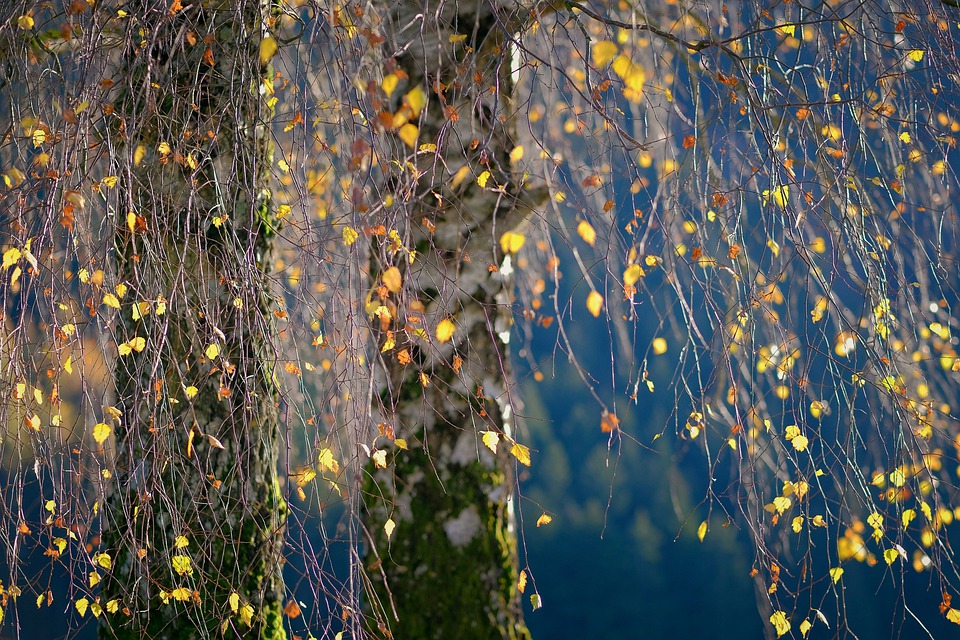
778, 23, 795, 37
17, 15, 34, 29
908, 49, 924, 62
697, 521, 707, 542
342, 226, 359, 246
228, 592, 240, 613
899, 131, 911, 143
171, 587, 192, 602
652, 338, 667, 355
770, 611, 790, 638
106, 600, 120, 614
102, 293, 121, 309
623, 264, 644, 286
93, 423, 111, 445
102, 176, 118, 188
536, 513, 553, 527
205, 344, 220, 360
518, 569, 527, 593
405, 86, 426, 117
382, 266, 402, 293
499, 231, 525, 254
384, 518, 396, 540
175, 535, 189, 549
799, 619, 812, 637
395, 438, 407, 450
883, 548, 900, 565
448, 33, 467, 43
592, 41, 619, 67
509, 146, 524, 163
791, 434, 809, 451
382, 73, 399, 97
75, 598, 89, 617
119, 336, 146, 356
477, 170, 491, 188
2, 248, 20, 270
791, 516, 804, 533
32, 129, 45, 147
577, 220, 596, 246
96, 553, 112, 570
902, 508, 916, 529
25, 414, 40, 431
510, 442, 531, 467
586, 290, 604, 317
158, 141, 171, 156
172, 555, 193, 576
482, 431, 500, 454
611, 55, 646, 92
372, 449, 387, 469
947, 608, 960, 624
89, 572, 101, 588
436, 318, 456, 343
318, 448, 340, 474
829, 567, 844, 583
763, 185, 790, 208
276, 204, 291, 220
398, 123, 419, 148
772, 496, 792, 514
259, 36, 278, 65
185, 386, 198, 399
133, 145, 146, 166
63, 356, 73, 374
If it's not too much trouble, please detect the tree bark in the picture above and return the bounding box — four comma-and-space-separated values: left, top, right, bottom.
98, 2, 286, 638
362, 1, 531, 638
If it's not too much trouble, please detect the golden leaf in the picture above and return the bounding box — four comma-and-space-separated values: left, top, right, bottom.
536, 513, 553, 527
93, 423, 111, 445
591, 41, 618, 67
384, 518, 396, 540
102, 293, 121, 309
623, 264, 644, 286
435, 318, 456, 343
586, 291, 603, 318
481, 431, 500, 454
577, 220, 596, 246
697, 521, 707, 542
205, 343, 220, 360
510, 442, 531, 467
770, 611, 790, 638
382, 266, 402, 293
477, 170, 491, 188
342, 226, 359, 246
259, 36, 278, 65
398, 123, 418, 148
405, 86, 426, 117
499, 231, 525, 254
382, 73, 399, 97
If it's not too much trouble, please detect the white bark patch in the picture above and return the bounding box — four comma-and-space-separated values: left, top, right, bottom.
450, 430, 480, 466
443, 507, 481, 547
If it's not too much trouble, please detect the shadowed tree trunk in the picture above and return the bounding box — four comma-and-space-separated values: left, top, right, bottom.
98, 2, 286, 638
362, 1, 532, 638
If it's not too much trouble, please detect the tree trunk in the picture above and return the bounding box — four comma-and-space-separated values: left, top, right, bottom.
98, 2, 286, 638
362, 1, 531, 638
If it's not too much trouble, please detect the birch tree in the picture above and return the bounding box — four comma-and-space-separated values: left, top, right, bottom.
4, 0, 960, 639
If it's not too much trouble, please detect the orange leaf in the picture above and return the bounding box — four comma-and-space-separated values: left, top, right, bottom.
600, 411, 620, 433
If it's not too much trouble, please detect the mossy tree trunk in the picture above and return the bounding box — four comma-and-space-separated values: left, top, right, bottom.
98, 2, 286, 638
363, 1, 531, 638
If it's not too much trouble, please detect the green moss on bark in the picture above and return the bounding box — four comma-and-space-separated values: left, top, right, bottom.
366, 443, 530, 640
